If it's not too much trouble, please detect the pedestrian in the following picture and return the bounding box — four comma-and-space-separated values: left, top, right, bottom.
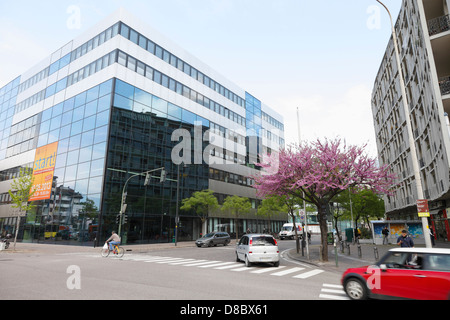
429, 227, 435, 247
246, 227, 251, 234
397, 230, 414, 248
105, 231, 121, 251
382, 226, 390, 245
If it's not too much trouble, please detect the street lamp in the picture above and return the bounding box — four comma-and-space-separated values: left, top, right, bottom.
175, 163, 188, 246
376, 0, 432, 248
118, 167, 166, 238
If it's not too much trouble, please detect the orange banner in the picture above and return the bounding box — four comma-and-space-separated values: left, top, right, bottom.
29, 142, 58, 201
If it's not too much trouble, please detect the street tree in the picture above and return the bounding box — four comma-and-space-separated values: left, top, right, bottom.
253, 138, 397, 261
256, 195, 288, 234
8, 167, 36, 251
221, 195, 252, 241
180, 189, 219, 235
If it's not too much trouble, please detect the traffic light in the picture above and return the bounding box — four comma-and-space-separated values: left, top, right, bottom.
144, 172, 151, 186
160, 169, 166, 183
122, 214, 128, 225
116, 214, 121, 225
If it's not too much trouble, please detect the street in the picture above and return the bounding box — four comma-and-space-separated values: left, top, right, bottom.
0, 239, 348, 302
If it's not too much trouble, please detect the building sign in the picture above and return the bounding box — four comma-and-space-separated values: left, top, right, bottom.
417, 199, 430, 217
29, 142, 58, 201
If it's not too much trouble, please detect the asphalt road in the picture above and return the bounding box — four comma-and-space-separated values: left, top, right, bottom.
0, 240, 346, 302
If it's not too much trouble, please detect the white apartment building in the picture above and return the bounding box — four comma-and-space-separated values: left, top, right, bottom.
372, 0, 450, 241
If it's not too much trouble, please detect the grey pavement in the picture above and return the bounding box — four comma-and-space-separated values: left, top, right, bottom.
0, 240, 198, 255
3, 238, 450, 276
286, 239, 450, 273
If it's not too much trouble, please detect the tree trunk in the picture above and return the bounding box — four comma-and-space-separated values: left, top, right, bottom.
317, 203, 329, 262
290, 212, 300, 253
13, 215, 21, 251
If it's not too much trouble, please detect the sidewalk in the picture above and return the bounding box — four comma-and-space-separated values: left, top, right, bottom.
287, 240, 450, 273
0, 240, 198, 255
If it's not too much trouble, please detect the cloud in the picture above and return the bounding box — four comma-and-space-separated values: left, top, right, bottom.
278, 84, 378, 158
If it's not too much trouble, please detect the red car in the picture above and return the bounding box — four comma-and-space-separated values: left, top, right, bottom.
342, 248, 450, 300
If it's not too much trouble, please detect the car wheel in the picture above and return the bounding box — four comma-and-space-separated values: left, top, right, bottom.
236, 253, 240, 262
207, 241, 212, 247
273, 261, 279, 267
245, 255, 252, 267
344, 278, 368, 300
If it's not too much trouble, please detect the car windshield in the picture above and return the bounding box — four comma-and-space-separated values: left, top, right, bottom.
281, 226, 292, 231
203, 233, 215, 238
251, 236, 276, 246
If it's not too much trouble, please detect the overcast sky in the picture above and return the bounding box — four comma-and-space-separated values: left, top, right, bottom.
0, 0, 403, 157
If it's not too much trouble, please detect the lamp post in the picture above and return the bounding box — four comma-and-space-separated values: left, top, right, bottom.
118, 167, 166, 238
297, 107, 310, 259
376, 0, 431, 248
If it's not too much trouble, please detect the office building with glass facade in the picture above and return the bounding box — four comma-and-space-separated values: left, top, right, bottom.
0, 9, 286, 245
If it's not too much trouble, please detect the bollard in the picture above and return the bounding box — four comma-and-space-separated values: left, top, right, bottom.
346, 242, 351, 255
357, 244, 362, 258
334, 241, 338, 267
340, 241, 344, 253
374, 246, 379, 260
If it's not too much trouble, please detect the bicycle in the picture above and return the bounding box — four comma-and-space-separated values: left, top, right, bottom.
101, 242, 125, 258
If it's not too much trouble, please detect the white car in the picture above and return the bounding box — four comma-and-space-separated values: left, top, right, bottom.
236, 234, 280, 267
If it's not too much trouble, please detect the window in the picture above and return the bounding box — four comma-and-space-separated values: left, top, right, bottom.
129, 29, 138, 44
120, 24, 130, 38
137, 61, 145, 76
118, 51, 127, 66
138, 35, 147, 49
155, 45, 163, 59
127, 56, 136, 72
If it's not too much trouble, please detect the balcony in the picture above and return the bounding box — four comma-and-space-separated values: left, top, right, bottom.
428, 14, 450, 36
439, 76, 450, 96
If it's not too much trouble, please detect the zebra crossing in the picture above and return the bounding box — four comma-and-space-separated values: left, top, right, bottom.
99, 253, 325, 280
319, 283, 349, 300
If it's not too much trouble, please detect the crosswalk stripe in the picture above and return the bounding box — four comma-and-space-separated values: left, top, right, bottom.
214, 263, 242, 270
319, 294, 349, 300
155, 258, 188, 264
321, 288, 346, 294
127, 256, 165, 261
143, 257, 178, 262
231, 266, 256, 272
271, 267, 304, 276
293, 269, 324, 279
182, 260, 220, 267
198, 261, 237, 268
323, 283, 343, 289
251, 266, 286, 274
168, 259, 196, 265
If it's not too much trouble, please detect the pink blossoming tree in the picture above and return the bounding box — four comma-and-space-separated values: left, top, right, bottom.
253, 138, 397, 262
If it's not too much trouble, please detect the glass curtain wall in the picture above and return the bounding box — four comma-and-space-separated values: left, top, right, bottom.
18, 79, 113, 245
101, 79, 209, 244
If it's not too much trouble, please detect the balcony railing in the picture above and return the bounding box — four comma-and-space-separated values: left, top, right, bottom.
428, 14, 450, 36
439, 76, 450, 96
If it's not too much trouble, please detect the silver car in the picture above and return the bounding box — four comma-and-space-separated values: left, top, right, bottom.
196, 232, 231, 247
236, 234, 280, 267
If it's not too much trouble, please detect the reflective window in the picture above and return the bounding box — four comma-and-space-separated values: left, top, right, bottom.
115, 79, 134, 99
77, 162, 91, 180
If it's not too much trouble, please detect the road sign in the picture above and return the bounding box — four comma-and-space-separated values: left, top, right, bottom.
417, 199, 430, 217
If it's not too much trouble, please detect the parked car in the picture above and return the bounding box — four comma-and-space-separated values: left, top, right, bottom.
195, 232, 231, 247
342, 247, 450, 300
236, 234, 280, 267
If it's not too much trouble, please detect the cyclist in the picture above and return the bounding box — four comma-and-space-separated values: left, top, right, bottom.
105, 231, 121, 252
